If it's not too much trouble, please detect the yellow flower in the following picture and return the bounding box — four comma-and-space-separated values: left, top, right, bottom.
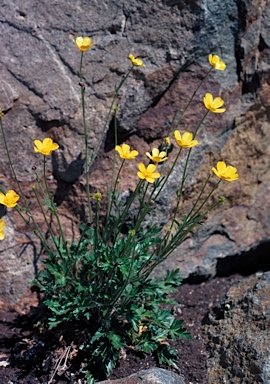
209, 54, 226, 70
115, 144, 139, 160
34, 138, 59, 156
203, 93, 226, 113
129, 54, 145, 67
212, 161, 239, 181
174, 131, 198, 148
75, 36, 96, 52
0, 219, 5, 240
137, 163, 160, 183
138, 324, 148, 336
0, 109, 4, 117
146, 148, 168, 163
0, 190, 20, 208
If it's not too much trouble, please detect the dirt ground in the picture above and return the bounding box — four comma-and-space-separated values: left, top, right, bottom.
0, 274, 244, 383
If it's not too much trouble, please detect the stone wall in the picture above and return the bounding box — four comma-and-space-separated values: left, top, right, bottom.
0, 0, 269, 310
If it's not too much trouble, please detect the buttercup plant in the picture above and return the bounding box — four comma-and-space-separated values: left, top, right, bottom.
0, 46, 238, 382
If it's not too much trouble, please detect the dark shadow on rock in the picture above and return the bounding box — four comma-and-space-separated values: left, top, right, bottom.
216, 240, 270, 277
104, 117, 131, 152
52, 152, 85, 183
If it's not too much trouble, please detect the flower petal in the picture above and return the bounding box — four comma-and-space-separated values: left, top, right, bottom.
0, 193, 5, 205
182, 132, 193, 142
217, 161, 226, 172
121, 143, 130, 153
0, 220, 5, 231
129, 150, 139, 158
204, 93, 213, 104
174, 130, 181, 141
212, 97, 224, 109
34, 140, 43, 151
147, 164, 157, 173
138, 163, 146, 173
152, 148, 159, 156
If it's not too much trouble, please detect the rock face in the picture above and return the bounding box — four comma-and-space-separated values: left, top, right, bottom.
0, 0, 270, 309
202, 272, 270, 383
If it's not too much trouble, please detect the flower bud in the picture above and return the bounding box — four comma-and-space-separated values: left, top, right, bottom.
93, 192, 102, 202
163, 137, 170, 146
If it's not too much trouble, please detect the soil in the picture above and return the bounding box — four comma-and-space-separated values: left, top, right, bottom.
0, 274, 244, 384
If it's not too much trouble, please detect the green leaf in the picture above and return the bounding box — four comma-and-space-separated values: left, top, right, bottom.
156, 345, 179, 371
107, 332, 124, 350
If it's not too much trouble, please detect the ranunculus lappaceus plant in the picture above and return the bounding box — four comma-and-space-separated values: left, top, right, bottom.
0, 44, 238, 383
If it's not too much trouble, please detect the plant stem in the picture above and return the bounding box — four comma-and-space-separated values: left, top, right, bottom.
114, 179, 143, 239
106, 159, 125, 230
15, 206, 51, 254
188, 178, 222, 221
186, 173, 211, 220
42, 156, 70, 258
173, 67, 212, 131
109, 232, 136, 308
95, 200, 100, 251
153, 147, 183, 201
32, 186, 61, 255
0, 117, 28, 208
169, 110, 209, 230
88, 67, 133, 171
79, 52, 92, 223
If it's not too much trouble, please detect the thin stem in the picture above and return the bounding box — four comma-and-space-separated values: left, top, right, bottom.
186, 173, 211, 220
108, 108, 119, 204
15, 206, 51, 254
109, 232, 136, 307
140, 182, 149, 208
81, 84, 92, 222
189, 178, 222, 221
42, 156, 69, 257
170, 147, 192, 230
153, 147, 183, 201
0, 118, 50, 251
193, 110, 209, 139
201, 195, 225, 216
88, 67, 133, 171
78, 51, 92, 222
0, 117, 28, 208
94, 200, 100, 251
173, 67, 212, 131
133, 182, 151, 231
114, 179, 143, 239
142, 214, 205, 280
79, 52, 83, 82
32, 186, 61, 255
106, 159, 125, 229
169, 110, 209, 229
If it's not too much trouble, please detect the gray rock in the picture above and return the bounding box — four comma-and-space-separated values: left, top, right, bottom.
97, 367, 186, 384
0, 0, 270, 308
202, 272, 270, 383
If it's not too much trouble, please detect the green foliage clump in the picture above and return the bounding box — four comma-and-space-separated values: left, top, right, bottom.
35, 226, 190, 381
